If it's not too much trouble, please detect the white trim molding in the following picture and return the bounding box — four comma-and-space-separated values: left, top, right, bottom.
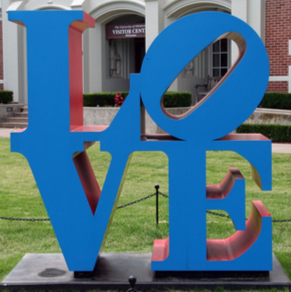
163, 0, 231, 19
16, 0, 71, 11
7, 0, 28, 11
269, 66, 291, 93
269, 76, 289, 82
90, 1, 145, 23
145, 0, 158, 51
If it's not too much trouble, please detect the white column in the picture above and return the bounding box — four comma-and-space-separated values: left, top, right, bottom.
231, 0, 247, 65
288, 66, 291, 93
145, 0, 159, 52
247, 0, 265, 42
163, 15, 178, 91
2, 0, 20, 101
289, 43, 291, 93
83, 22, 103, 93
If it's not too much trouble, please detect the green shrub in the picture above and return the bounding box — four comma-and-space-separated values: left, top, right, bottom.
259, 92, 291, 110
0, 90, 13, 104
237, 124, 291, 142
83, 92, 129, 107
83, 91, 192, 107
163, 91, 191, 107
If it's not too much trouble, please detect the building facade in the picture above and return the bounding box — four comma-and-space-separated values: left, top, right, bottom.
265, 0, 291, 93
0, 0, 290, 103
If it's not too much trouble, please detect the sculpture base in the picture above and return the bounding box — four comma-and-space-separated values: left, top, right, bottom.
1, 253, 290, 291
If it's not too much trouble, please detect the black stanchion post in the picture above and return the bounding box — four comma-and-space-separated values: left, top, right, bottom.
155, 184, 159, 225
126, 275, 141, 292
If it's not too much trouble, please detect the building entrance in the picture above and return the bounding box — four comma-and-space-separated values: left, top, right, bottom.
134, 38, 145, 73
104, 15, 145, 92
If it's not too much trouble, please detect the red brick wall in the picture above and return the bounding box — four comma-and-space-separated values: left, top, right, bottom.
265, 0, 291, 92
267, 81, 288, 92
0, 21, 3, 90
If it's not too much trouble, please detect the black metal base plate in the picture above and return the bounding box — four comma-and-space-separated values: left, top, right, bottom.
0, 253, 290, 291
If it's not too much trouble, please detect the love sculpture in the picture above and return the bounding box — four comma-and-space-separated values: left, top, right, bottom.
8, 10, 272, 272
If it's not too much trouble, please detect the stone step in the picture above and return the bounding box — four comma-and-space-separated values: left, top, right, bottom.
21, 105, 28, 113
14, 112, 28, 118
7, 117, 28, 123
0, 122, 28, 129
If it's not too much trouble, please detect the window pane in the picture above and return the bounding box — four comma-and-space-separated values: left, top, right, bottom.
221, 39, 228, 52
221, 68, 227, 76
221, 54, 227, 67
213, 69, 219, 77
213, 41, 220, 52
213, 54, 219, 67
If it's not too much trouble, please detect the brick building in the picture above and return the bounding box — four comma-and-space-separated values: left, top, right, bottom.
265, 0, 291, 92
0, 0, 290, 103
0, 9, 3, 90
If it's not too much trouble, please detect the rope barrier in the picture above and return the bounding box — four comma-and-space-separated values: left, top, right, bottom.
0, 216, 50, 221
116, 193, 156, 209
0, 187, 290, 223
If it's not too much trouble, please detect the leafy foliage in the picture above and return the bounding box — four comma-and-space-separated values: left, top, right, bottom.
83, 92, 129, 107
260, 92, 291, 110
113, 93, 124, 107
0, 90, 13, 104
83, 91, 192, 108
162, 91, 192, 107
237, 124, 291, 142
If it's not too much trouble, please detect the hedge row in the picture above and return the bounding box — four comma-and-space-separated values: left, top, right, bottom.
162, 92, 192, 107
0, 90, 13, 104
83, 91, 192, 107
259, 92, 291, 110
236, 124, 291, 142
84, 92, 129, 107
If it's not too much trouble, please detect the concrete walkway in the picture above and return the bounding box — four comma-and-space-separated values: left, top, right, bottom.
0, 128, 14, 138
271, 143, 291, 154
0, 128, 290, 154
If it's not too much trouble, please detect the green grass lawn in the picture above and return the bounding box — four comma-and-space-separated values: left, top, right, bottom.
0, 138, 291, 283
